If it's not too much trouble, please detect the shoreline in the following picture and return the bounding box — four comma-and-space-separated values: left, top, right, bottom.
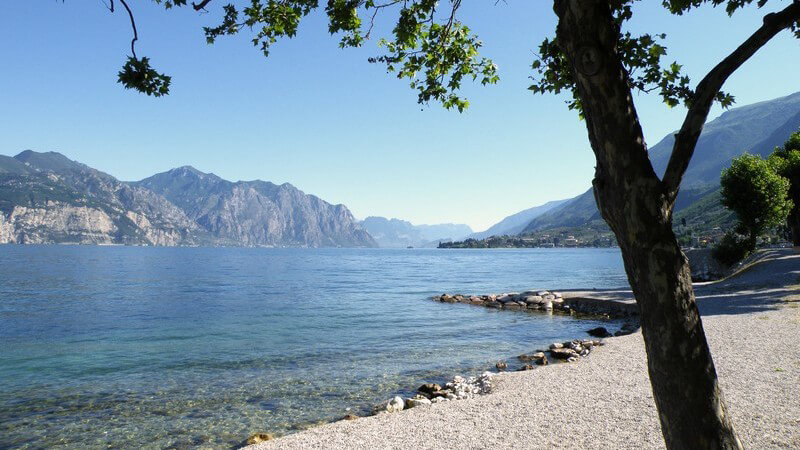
244, 249, 800, 449
243, 288, 638, 446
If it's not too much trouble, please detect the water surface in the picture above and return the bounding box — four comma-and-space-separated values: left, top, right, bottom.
0, 246, 627, 448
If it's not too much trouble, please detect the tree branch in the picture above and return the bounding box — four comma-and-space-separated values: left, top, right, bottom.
662, 0, 800, 207
118, 0, 138, 58
192, 0, 212, 11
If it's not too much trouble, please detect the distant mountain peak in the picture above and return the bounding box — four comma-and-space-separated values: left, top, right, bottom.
167, 165, 220, 179
360, 216, 472, 248
13, 150, 90, 174
136, 166, 375, 247
522, 90, 800, 235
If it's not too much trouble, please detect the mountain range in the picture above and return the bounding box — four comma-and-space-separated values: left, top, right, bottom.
517, 91, 800, 236
4, 92, 798, 248
0, 151, 376, 247
359, 216, 472, 248
470, 199, 570, 239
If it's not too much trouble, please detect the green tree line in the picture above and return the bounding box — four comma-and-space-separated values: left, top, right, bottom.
717, 130, 800, 264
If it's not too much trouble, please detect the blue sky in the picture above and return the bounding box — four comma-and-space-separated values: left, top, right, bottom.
1, 1, 798, 231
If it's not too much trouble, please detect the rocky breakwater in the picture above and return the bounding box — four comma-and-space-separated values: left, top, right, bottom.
435, 290, 638, 318
376, 372, 495, 416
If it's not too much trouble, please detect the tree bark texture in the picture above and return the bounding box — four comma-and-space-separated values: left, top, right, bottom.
788, 208, 800, 246
552, 1, 743, 448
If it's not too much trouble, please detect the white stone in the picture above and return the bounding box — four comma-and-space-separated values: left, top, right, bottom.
386, 396, 405, 413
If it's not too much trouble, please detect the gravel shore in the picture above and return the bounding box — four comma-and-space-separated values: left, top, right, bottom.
248, 249, 800, 449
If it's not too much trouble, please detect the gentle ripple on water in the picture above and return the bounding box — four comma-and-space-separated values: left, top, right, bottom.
0, 246, 628, 449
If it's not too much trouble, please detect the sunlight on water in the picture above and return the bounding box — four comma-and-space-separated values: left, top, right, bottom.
0, 246, 627, 448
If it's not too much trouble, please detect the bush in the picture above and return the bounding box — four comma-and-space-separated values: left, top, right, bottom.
713, 232, 750, 266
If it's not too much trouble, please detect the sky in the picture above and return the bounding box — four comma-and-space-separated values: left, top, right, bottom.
0, 1, 798, 231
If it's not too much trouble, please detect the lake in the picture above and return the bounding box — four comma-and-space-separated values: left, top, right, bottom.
0, 246, 628, 448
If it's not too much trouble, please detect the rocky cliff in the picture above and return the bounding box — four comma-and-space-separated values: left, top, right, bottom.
0, 153, 202, 246
137, 166, 376, 247
0, 151, 375, 247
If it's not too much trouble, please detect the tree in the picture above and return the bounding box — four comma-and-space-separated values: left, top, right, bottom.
95, 0, 800, 448
768, 130, 800, 246
720, 153, 791, 251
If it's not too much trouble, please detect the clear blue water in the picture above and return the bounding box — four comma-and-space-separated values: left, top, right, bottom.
0, 246, 627, 449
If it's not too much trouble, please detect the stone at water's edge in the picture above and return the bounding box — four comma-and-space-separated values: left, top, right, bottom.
246, 433, 274, 445
405, 396, 432, 408
417, 383, 442, 397
587, 326, 612, 338
524, 295, 543, 304
550, 348, 579, 360
385, 396, 404, 413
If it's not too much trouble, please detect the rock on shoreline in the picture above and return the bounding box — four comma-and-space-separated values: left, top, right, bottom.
376, 372, 495, 416
435, 289, 638, 318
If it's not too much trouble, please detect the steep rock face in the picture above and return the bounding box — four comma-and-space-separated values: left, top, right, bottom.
136, 167, 376, 247
2, 202, 116, 244
0, 152, 202, 246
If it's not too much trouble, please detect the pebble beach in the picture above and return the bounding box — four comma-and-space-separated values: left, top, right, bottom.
247, 249, 800, 449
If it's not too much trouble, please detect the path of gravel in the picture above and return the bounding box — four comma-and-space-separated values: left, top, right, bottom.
248, 249, 800, 449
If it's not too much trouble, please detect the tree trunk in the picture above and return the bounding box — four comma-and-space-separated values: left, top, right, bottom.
553, 1, 743, 448
789, 207, 800, 246
747, 228, 758, 253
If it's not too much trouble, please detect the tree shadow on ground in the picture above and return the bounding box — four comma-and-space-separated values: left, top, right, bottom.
694, 248, 800, 317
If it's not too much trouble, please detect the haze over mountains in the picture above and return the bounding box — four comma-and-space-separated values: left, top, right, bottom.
359, 217, 472, 248
2, 92, 798, 248
517, 91, 800, 236
469, 199, 569, 240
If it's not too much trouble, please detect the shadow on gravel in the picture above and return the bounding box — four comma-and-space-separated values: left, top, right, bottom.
696, 288, 795, 317
694, 248, 800, 317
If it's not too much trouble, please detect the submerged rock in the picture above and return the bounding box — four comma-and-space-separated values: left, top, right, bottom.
495, 361, 508, 371
341, 413, 359, 421
246, 433, 274, 445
